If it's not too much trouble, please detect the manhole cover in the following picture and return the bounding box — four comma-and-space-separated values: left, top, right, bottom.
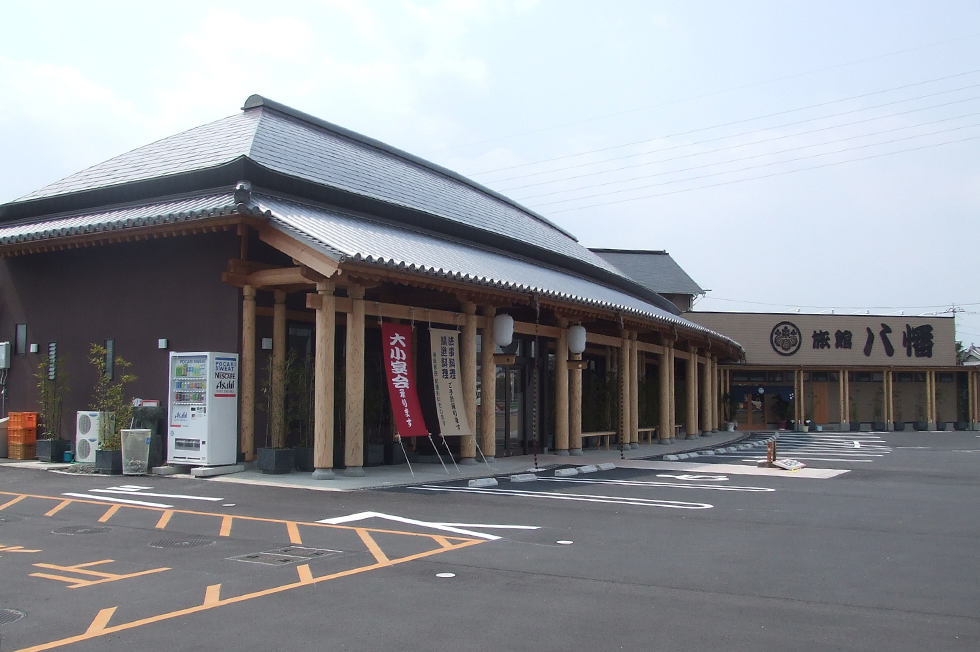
53, 525, 111, 535
0, 609, 26, 626
149, 538, 214, 549
228, 547, 341, 566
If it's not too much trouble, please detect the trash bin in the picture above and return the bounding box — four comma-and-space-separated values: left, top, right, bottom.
121, 429, 152, 475
131, 405, 166, 470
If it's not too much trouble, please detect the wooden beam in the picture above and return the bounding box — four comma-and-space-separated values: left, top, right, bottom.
345, 284, 366, 474
460, 302, 478, 461
241, 286, 257, 461
258, 225, 341, 279
247, 266, 324, 288
313, 281, 336, 475
481, 306, 497, 460
555, 320, 569, 454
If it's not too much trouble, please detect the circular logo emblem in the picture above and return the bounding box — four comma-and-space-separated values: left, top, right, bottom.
770, 321, 802, 356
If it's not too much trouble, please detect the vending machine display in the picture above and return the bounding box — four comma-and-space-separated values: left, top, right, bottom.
168, 352, 239, 466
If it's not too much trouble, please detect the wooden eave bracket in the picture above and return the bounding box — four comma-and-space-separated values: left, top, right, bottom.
257, 224, 340, 280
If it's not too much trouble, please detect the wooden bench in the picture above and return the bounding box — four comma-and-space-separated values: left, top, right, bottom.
638, 427, 657, 444
581, 431, 616, 450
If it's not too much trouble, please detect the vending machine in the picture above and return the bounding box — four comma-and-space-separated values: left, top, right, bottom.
167, 352, 239, 466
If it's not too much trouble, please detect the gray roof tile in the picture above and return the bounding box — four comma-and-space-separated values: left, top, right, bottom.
590, 249, 704, 296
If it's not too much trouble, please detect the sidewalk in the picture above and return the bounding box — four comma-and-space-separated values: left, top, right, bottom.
0, 430, 753, 492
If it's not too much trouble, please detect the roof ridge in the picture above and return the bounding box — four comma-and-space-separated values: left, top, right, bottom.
241, 94, 579, 242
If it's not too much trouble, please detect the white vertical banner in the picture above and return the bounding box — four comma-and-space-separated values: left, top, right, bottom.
429, 328, 474, 437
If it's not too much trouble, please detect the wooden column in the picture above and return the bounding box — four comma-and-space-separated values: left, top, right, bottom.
658, 342, 671, 443
927, 370, 936, 429
685, 346, 699, 438
794, 369, 802, 428
555, 319, 570, 455
668, 342, 677, 439
460, 302, 478, 463
569, 348, 583, 455
843, 370, 851, 429
271, 289, 287, 449
240, 286, 257, 461
839, 369, 847, 429
971, 371, 978, 427
885, 370, 894, 430
480, 306, 497, 461
700, 353, 711, 436
344, 285, 365, 476
311, 281, 336, 478
618, 331, 630, 451
629, 332, 639, 446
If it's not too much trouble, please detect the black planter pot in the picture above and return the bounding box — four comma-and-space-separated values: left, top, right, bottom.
935, 421, 948, 431
893, 422, 906, 432
36, 439, 71, 463
913, 421, 928, 431
294, 447, 315, 472
849, 422, 862, 432
872, 421, 887, 432
954, 421, 969, 431
257, 448, 295, 474
364, 444, 385, 467
95, 449, 123, 475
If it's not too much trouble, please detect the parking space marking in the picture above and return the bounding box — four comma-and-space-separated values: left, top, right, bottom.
0, 544, 42, 556
618, 460, 849, 478
155, 510, 174, 529
30, 559, 170, 589
89, 488, 224, 502
219, 515, 234, 537
318, 511, 539, 540
409, 485, 714, 509
1, 495, 27, 510
536, 477, 775, 492
1, 491, 488, 652
44, 500, 72, 517
62, 493, 172, 508
98, 504, 122, 523
286, 521, 303, 545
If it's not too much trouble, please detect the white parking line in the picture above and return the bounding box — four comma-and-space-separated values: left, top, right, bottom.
537, 477, 774, 492
62, 492, 173, 508
619, 460, 849, 478
408, 485, 713, 509
90, 488, 224, 502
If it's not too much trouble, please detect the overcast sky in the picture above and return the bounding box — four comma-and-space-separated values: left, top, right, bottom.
2, 1, 978, 346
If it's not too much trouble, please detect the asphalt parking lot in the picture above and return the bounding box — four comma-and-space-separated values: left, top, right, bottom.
1, 430, 978, 651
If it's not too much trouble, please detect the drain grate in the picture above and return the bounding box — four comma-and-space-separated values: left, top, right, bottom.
149, 538, 214, 549
229, 546, 341, 566
53, 525, 111, 535
0, 609, 26, 627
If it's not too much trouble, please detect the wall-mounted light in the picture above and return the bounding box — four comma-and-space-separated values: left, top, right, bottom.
261, 338, 273, 350
568, 324, 587, 355
158, 339, 169, 350
493, 313, 514, 348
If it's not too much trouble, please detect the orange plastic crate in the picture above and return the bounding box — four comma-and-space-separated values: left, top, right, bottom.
8, 427, 37, 445
8, 442, 36, 460
9, 412, 38, 429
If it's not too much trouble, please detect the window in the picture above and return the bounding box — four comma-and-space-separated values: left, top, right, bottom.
105, 339, 115, 380
896, 372, 914, 383
47, 342, 57, 380
767, 372, 783, 382
872, 372, 884, 382
812, 372, 829, 382
938, 372, 955, 383
15, 324, 27, 355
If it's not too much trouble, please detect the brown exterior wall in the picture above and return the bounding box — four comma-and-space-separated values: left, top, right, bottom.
0, 232, 240, 438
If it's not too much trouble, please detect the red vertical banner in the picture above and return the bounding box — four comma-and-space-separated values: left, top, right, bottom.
382, 323, 429, 437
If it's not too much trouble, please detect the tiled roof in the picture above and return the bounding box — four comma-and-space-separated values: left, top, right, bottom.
590, 249, 704, 296
0, 192, 238, 245
258, 194, 739, 346
8, 96, 624, 281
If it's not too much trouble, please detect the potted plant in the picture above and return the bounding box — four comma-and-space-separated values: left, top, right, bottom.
257, 353, 294, 474
913, 402, 928, 431
286, 352, 316, 472
871, 387, 886, 432
935, 388, 947, 431
88, 343, 136, 474
849, 397, 861, 432
34, 351, 71, 462
893, 402, 905, 431
721, 393, 738, 431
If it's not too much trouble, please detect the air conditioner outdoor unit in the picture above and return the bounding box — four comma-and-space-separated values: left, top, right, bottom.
75, 411, 113, 463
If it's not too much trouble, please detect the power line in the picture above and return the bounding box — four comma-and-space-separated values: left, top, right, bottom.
496, 93, 980, 192
511, 110, 980, 201
529, 122, 980, 208
469, 68, 980, 178
542, 132, 980, 214
429, 31, 980, 156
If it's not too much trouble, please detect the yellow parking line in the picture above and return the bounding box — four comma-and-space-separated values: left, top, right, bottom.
85, 608, 116, 635
45, 500, 72, 517
98, 504, 121, 523
297, 564, 313, 583
219, 515, 233, 537
0, 495, 27, 510
203, 584, 221, 606
155, 510, 173, 529
286, 521, 302, 545
355, 528, 389, 565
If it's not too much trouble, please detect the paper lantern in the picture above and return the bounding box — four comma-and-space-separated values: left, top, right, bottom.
568, 324, 587, 354
493, 313, 514, 347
